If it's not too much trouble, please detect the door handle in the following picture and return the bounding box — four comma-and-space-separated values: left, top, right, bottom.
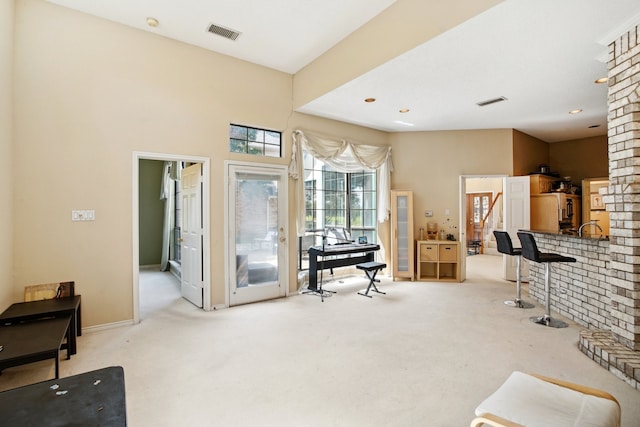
279, 237, 286, 243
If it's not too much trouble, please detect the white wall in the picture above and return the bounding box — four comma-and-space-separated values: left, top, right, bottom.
11, 0, 391, 326
11, 0, 518, 326
389, 130, 513, 243
0, 0, 14, 308
13, 0, 294, 325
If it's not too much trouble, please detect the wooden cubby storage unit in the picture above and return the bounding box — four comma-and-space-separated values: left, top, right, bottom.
416, 240, 460, 282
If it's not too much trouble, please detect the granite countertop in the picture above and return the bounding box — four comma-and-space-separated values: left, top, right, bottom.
520, 229, 609, 241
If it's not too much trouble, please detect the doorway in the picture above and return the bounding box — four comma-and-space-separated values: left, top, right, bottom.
459, 175, 507, 281
466, 192, 493, 248
132, 152, 211, 324
460, 175, 531, 282
225, 161, 288, 306
139, 266, 181, 319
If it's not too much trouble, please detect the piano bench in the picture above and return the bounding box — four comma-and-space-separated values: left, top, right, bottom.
356, 262, 387, 298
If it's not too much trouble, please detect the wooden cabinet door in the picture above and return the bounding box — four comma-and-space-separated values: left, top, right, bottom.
530, 174, 557, 194
530, 195, 560, 232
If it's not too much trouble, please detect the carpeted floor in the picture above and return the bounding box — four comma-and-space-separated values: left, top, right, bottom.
1, 255, 638, 426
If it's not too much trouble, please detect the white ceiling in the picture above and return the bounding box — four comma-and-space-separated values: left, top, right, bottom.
45, 0, 397, 74
46, 0, 640, 142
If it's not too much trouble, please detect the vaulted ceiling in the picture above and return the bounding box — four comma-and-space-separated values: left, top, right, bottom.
46, 0, 640, 142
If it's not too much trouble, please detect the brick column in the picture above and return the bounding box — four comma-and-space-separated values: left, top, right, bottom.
606, 25, 640, 351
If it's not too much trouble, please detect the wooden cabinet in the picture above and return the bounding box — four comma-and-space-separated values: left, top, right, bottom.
416, 240, 460, 282
530, 174, 557, 194
391, 190, 414, 280
530, 194, 581, 233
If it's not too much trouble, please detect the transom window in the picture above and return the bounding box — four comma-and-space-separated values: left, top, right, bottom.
229, 124, 281, 158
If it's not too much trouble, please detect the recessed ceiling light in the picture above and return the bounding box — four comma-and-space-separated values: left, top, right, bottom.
364, 98, 376, 103
146, 17, 159, 27
569, 109, 583, 114
399, 109, 410, 113
594, 77, 608, 84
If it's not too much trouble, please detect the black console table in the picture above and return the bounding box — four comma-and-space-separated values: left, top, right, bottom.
0, 296, 81, 355
0, 316, 71, 379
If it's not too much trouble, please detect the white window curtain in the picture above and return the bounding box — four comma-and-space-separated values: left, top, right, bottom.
288, 129, 393, 236
159, 161, 181, 271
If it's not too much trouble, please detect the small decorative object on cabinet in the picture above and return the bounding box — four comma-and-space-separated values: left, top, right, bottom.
391, 190, 414, 280
426, 222, 438, 240
416, 240, 460, 282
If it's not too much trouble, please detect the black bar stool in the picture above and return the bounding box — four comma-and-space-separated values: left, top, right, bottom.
493, 231, 534, 309
517, 232, 576, 328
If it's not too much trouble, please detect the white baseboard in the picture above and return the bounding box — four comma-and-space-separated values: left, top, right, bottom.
82, 319, 134, 334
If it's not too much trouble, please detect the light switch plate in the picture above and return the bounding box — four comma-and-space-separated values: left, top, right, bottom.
71, 210, 96, 221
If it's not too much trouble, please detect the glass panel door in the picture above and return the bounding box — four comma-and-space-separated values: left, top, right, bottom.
396, 195, 409, 272
227, 163, 288, 306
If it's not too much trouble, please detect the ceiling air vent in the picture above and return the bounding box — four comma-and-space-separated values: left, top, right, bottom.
207, 23, 241, 41
476, 96, 507, 107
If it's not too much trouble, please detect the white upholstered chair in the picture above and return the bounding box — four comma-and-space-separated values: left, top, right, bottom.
471, 371, 620, 427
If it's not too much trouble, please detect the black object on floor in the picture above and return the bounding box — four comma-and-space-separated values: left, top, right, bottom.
0, 366, 127, 426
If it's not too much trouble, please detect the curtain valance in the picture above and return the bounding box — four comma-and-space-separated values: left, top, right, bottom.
288, 129, 393, 236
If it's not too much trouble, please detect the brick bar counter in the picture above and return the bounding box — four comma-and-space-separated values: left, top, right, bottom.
525, 230, 639, 390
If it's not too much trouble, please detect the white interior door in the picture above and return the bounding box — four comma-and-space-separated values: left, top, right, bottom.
226, 162, 288, 306
503, 176, 530, 281
181, 163, 203, 307
459, 176, 467, 281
